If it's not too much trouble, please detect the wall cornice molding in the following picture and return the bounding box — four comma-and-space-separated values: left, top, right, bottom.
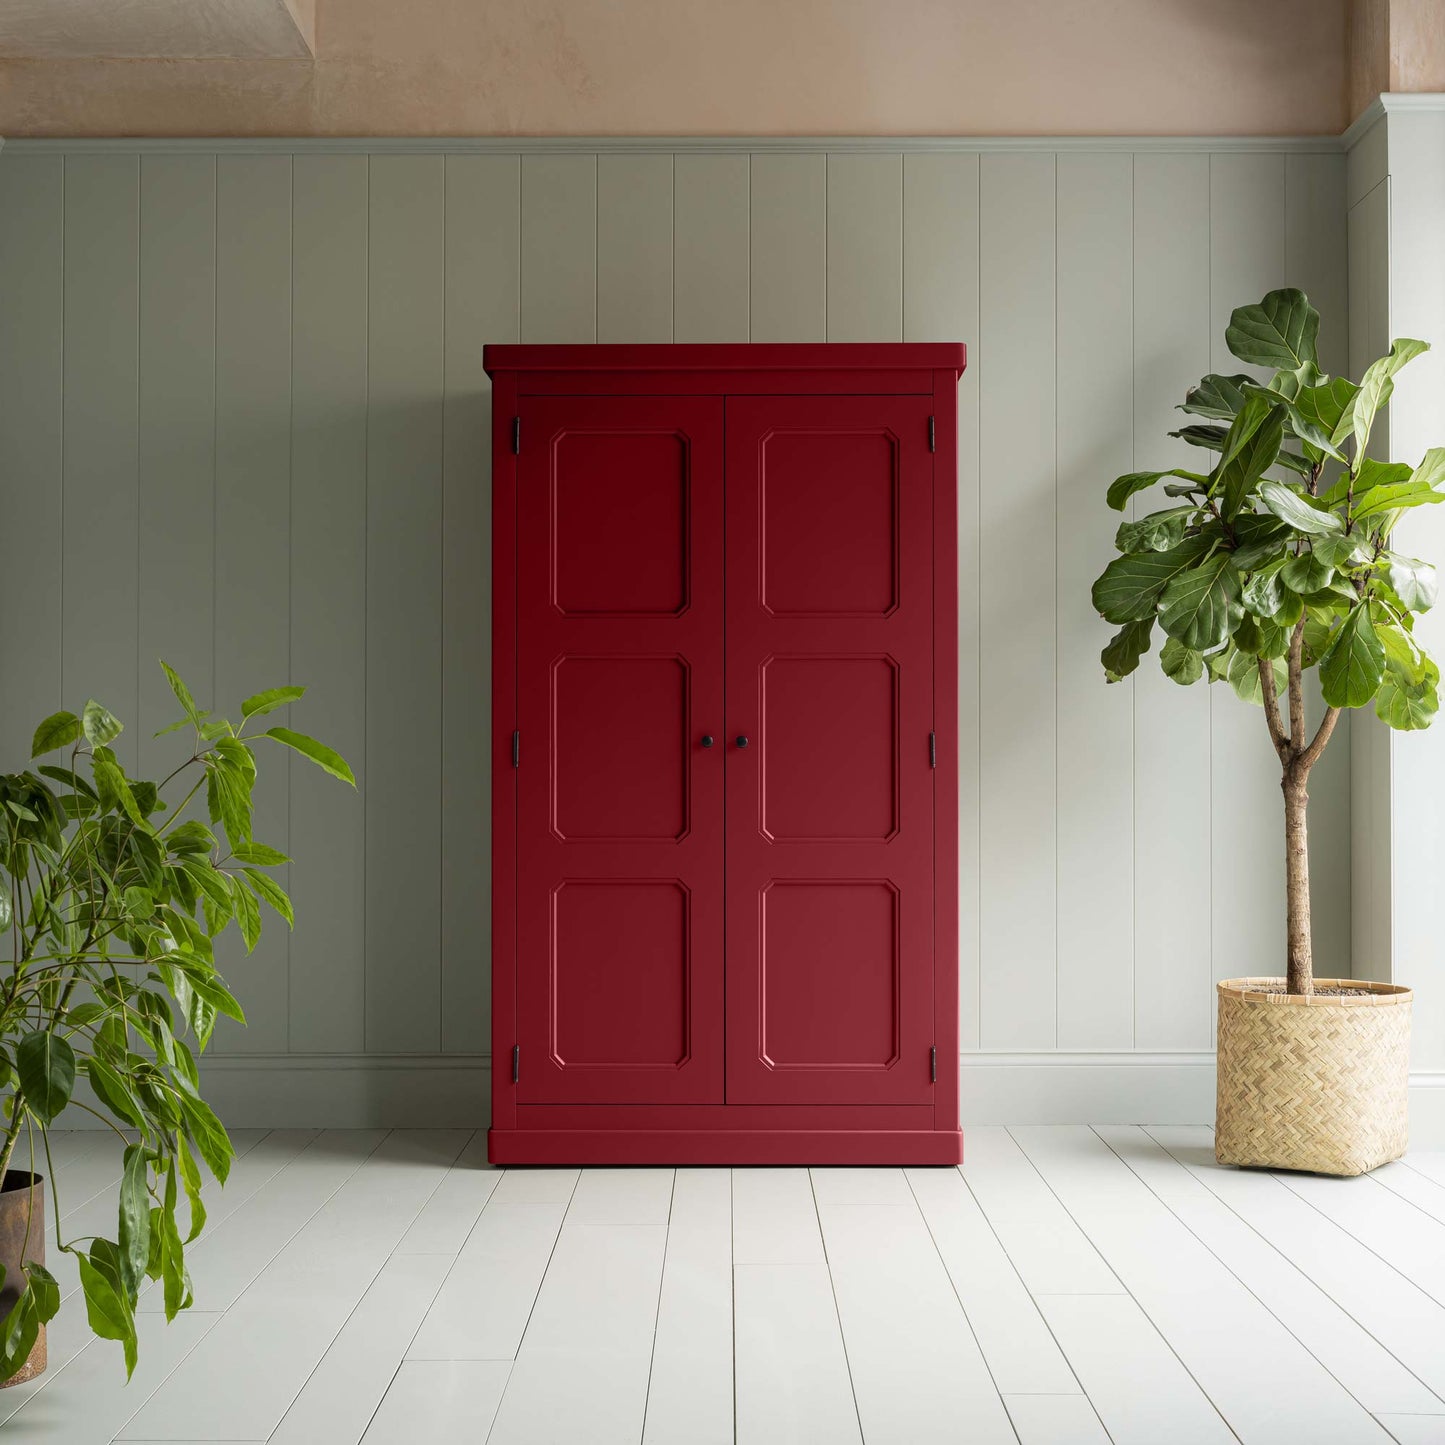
0, 133, 1349, 157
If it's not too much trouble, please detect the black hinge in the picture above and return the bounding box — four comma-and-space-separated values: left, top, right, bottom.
512, 1044, 520, 1083
512, 730, 520, 768
929, 732, 936, 768
930, 1046, 937, 1083
511, 416, 521, 454
928, 416, 936, 452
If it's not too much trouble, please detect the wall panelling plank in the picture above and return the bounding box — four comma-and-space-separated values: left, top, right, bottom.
137, 155, 216, 785
520, 155, 596, 343
749, 153, 825, 343
673, 154, 750, 343
596, 153, 673, 343
825, 152, 902, 343
365, 155, 447, 1052
213, 155, 294, 1051
977, 151, 1057, 1049
0, 155, 64, 765
1054, 153, 1135, 1049
290, 154, 370, 1053
62, 156, 141, 771
1131, 152, 1214, 1050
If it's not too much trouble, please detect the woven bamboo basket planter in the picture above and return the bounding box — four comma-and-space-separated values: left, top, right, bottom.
1216, 978, 1412, 1176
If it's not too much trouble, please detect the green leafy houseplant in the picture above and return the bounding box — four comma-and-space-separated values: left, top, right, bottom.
1092, 288, 1439, 996
0, 664, 353, 1380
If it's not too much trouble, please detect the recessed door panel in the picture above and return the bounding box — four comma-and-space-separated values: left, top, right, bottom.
552, 655, 689, 841
726, 394, 935, 1106
762, 655, 898, 842
553, 430, 689, 616
762, 881, 899, 1068
762, 429, 899, 617
517, 395, 724, 1105
552, 880, 690, 1067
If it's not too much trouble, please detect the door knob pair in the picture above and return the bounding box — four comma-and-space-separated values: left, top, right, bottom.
700, 735, 748, 748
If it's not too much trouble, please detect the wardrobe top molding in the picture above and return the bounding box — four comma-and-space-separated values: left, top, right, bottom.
483, 342, 966, 383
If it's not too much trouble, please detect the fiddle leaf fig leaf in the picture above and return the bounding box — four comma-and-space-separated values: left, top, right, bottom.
1158, 553, 1243, 652
1225, 288, 1320, 370
1160, 637, 1205, 685
1101, 619, 1154, 683
1213, 392, 1284, 518
1114, 507, 1195, 553
1384, 554, 1438, 612
1179, 373, 1254, 420
1257, 480, 1343, 535
1106, 469, 1202, 512
1353, 338, 1430, 459
1091, 537, 1215, 623
1319, 604, 1387, 708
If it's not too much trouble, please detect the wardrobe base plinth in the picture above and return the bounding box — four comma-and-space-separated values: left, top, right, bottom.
487, 1127, 964, 1167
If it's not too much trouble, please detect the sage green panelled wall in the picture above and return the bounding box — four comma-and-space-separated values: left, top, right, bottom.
0, 145, 1350, 1062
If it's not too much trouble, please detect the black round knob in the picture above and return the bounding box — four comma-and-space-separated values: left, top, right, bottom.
736, 735, 749, 749
700, 735, 714, 748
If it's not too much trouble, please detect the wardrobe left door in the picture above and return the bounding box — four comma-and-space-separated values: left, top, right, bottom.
514, 395, 726, 1105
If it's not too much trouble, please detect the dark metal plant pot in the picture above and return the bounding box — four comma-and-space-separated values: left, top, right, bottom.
0, 1172, 46, 1387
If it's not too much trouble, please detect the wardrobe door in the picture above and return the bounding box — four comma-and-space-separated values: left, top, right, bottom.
724, 395, 936, 1105
515, 395, 725, 1104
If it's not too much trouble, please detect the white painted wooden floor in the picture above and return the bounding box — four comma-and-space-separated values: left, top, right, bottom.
9, 1127, 1445, 1443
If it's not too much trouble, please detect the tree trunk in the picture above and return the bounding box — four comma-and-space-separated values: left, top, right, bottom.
1284, 768, 1313, 996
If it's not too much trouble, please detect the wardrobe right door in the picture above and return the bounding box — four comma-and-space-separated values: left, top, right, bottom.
724, 394, 937, 1107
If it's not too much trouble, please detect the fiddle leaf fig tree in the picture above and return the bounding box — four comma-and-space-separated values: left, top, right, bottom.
1092, 288, 1440, 996
0, 664, 353, 1379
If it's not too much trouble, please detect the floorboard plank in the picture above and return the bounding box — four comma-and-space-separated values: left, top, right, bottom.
1373, 1162, 1445, 1228
394, 1130, 500, 1254
361, 1361, 511, 1444
1014, 1126, 1391, 1443
906, 1164, 1081, 1395
406, 1200, 571, 1361
1005, 1393, 1112, 1445
643, 1169, 733, 1445
818, 1201, 1015, 1444
732, 1168, 825, 1264
565, 1167, 676, 1225
734, 1263, 862, 1445
487, 1223, 669, 1444
960, 1128, 1122, 1294
1377, 1416, 1445, 1444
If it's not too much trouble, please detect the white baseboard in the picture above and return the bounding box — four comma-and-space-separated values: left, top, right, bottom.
960, 1051, 1217, 1125
1410, 1071, 1445, 1147
51, 1051, 1445, 1144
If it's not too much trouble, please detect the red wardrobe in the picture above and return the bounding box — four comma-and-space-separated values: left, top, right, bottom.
485, 344, 964, 1165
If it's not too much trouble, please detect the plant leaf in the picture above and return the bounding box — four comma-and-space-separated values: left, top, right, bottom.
1213, 392, 1285, 519
240, 685, 306, 719
1158, 553, 1243, 652
1351, 478, 1445, 523
1354, 338, 1430, 459
231, 841, 290, 866
179, 1093, 234, 1185
1384, 554, 1438, 612
81, 699, 124, 747
241, 868, 293, 927
1179, 373, 1254, 420
1114, 507, 1196, 554
160, 662, 203, 726
30, 711, 82, 759
1091, 537, 1215, 623
1320, 603, 1387, 708
1257, 479, 1343, 535
262, 728, 356, 786
177, 1135, 207, 1244
1101, 619, 1154, 683
15, 1030, 75, 1124
118, 1144, 151, 1301
1160, 637, 1204, 685
77, 1251, 138, 1380
1225, 288, 1320, 370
